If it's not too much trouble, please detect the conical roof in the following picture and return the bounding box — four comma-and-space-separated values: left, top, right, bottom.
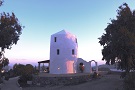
52, 30, 71, 35
51, 29, 76, 38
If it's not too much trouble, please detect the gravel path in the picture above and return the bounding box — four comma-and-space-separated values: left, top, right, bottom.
0, 77, 22, 90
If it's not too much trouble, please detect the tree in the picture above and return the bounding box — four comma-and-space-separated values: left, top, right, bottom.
13, 64, 35, 76
0, 0, 3, 6
0, 12, 23, 52
24, 64, 34, 75
0, 1, 24, 75
99, 3, 135, 73
13, 64, 25, 76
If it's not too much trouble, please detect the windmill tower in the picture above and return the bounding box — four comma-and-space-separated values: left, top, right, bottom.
49, 30, 78, 74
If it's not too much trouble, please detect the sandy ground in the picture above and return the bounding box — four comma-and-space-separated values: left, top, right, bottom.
23, 72, 124, 90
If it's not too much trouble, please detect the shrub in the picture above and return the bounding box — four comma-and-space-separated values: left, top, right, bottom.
92, 72, 98, 78
19, 74, 33, 83
18, 74, 33, 87
4, 72, 9, 81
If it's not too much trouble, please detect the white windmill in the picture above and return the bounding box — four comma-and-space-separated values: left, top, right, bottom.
49, 30, 78, 74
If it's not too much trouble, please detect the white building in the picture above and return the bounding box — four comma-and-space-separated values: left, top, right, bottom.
49, 30, 78, 74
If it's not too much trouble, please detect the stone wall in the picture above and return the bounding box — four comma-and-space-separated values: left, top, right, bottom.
32, 74, 91, 86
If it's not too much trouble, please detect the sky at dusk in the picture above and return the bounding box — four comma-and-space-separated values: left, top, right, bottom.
1, 0, 135, 66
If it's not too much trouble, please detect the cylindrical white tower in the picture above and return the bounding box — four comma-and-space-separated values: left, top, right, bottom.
49, 30, 78, 74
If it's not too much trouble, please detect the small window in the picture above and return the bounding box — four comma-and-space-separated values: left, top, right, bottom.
54, 37, 57, 42
76, 38, 77, 43
72, 49, 75, 55
57, 49, 59, 55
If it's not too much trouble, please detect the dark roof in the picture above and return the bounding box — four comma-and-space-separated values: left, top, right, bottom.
38, 60, 50, 63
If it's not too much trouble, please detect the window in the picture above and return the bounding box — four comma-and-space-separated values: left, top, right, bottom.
57, 49, 59, 55
72, 49, 75, 55
54, 37, 57, 42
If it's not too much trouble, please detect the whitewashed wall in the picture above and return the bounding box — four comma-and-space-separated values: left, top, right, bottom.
49, 30, 78, 74
76, 58, 91, 73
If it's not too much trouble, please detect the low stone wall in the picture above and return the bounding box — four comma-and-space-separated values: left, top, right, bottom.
32, 74, 91, 86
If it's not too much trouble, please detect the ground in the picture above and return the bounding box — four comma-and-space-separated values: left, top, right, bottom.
23, 72, 124, 90
0, 76, 22, 90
